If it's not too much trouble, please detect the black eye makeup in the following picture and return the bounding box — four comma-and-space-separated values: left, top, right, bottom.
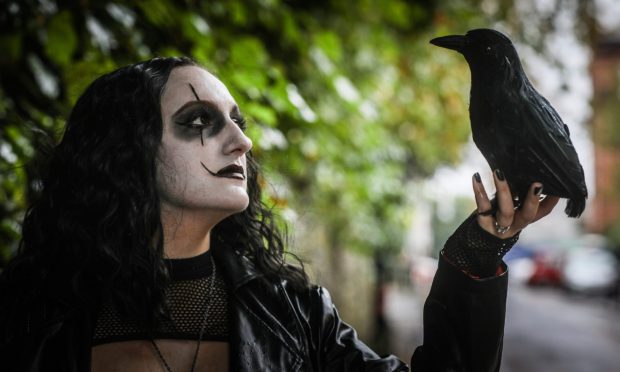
173, 102, 226, 142
230, 106, 247, 131
171, 84, 248, 143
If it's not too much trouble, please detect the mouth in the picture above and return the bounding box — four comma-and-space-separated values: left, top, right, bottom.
201, 162, 245, 180
429, 34, 467, 52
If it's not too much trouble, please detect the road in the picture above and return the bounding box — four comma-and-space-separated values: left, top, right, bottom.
502, 285, 620, 372
385, 282, 620, 371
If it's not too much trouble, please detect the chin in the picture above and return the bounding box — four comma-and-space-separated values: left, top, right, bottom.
200, 197, 248, 222
218, 195, 250, 214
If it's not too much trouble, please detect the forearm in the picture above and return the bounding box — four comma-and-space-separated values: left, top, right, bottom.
411, 255, 508, 372
411, 213, 514, 372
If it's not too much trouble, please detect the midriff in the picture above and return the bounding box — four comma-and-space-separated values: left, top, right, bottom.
91, 339, 229, 372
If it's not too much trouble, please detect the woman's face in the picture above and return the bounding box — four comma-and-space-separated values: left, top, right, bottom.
156, 66, 253, 220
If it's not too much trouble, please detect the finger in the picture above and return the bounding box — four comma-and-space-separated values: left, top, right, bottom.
493, 169, 515, 226
512, 183, 543, 230
532, 195, 560, 222
472, 172, 492, 215
472, 172, 497, 234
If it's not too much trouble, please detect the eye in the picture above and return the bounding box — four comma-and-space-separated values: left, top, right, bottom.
231, 115, 247, 131
175, 118, 209, 140
176, 107, 216, 134
188, 114, 213, 130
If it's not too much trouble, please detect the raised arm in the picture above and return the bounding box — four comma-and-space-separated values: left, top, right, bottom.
411, 170, 558, 371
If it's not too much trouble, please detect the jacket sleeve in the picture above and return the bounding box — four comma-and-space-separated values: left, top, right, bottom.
410, 255, 508, 372
308, 285, 409, 372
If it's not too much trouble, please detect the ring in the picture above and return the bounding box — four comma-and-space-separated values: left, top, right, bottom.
494, 220, 511, 234
477, 209, 495, 216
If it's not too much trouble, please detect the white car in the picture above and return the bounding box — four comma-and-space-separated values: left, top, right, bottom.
562, 246, 619, 295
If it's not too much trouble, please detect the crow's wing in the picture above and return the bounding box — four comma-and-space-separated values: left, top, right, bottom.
515, 90, 586, 198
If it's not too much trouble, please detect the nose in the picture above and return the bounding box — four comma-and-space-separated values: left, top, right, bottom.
224, 121, 253, 155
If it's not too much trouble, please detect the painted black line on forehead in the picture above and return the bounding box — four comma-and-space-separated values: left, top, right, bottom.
188, 83, 205, 146
189, 83, 201, 101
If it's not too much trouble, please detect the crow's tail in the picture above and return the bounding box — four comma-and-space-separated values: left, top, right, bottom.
565, 197, 586, 218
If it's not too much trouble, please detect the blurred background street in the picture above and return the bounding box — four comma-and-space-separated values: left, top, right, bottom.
502, 284, 620, 372
384, 260, 620, 372
381, 230, 620, 371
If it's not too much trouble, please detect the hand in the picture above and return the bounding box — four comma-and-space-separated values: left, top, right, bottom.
473, 169, 559, 239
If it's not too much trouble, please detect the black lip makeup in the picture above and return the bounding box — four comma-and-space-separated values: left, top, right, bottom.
201, 162, 245, 180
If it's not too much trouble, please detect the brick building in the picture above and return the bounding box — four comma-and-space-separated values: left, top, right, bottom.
587, 35, 620, 234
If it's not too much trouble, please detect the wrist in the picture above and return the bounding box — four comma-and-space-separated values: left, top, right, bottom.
442, 212, 520, 277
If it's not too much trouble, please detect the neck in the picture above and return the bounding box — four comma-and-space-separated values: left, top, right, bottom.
160, 206, 220, 259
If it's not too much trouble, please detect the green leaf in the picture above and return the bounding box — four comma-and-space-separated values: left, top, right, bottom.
313, 31, 342, 63
244, 102, 277, 127
0, 33, 21, 65
45, 11, 77, 66
137, 0, 175, 26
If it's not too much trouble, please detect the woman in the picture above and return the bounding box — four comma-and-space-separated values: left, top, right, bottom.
0, 56, 557, 371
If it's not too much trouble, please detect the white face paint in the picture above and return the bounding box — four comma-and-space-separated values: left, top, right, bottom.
156, 66, 253, 220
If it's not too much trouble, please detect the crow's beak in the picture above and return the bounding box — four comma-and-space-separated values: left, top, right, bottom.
430, 35, 467, 52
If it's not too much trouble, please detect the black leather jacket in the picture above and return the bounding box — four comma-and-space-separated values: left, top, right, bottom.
0, 245, 508, 371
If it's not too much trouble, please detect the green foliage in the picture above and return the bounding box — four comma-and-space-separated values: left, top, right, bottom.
0, 0, 496, 264
605, 219, 620, 252
597, 91, 620, 148
45, 11, 78, 66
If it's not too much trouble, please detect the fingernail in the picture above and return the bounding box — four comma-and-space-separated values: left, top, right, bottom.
495, 169, 505, 181
474, 172, 481, 183
534, 185, 544, 196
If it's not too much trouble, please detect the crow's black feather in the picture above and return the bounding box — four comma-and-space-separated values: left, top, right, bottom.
430, 28, 587, 217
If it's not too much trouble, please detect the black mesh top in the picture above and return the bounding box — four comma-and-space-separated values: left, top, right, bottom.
92, 249, 229, 345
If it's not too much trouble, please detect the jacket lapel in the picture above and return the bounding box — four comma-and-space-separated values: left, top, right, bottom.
213, 245, 306, 371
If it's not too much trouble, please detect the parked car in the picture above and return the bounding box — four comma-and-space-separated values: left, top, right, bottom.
503, 244, 536, 284
528, 250, 564, 287
505, 243, 564, 287
562, 243, 619, 295
409, 255, 438, 288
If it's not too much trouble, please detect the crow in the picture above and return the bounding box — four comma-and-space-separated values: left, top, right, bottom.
430, 28, 587, 218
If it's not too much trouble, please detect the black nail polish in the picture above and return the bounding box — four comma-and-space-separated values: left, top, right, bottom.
495, 169, 505, 181
534, 185, 544, 196
474, 172, 481, 183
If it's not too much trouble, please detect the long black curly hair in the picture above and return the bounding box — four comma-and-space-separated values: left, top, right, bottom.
1, 57, 308, 326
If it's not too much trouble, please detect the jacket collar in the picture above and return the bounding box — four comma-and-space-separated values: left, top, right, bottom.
211, 243, 306, 370
211, 243, 262, 291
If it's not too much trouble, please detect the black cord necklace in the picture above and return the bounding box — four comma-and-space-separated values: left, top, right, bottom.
151, 254, 217, 372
